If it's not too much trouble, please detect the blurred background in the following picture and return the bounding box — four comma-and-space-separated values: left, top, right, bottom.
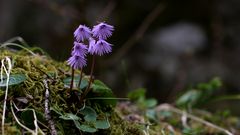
1, 0, 240, 112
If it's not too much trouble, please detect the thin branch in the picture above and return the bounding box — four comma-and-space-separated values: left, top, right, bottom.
2, 36, 28, 47
37, 120, 49, 130
1, 57, 12, 135
29, 0, 82, 21
96, 0, 116, 22
105, 3, 166, 65
12, 101, 42, 135
10, 101, 35, 134
156, 104, 233, 135
43, 79, 57, 135
0, 43, 36, 56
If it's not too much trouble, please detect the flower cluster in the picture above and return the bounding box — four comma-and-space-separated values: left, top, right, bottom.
67, 22, 114, 69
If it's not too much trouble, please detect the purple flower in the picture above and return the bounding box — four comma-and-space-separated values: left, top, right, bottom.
67, 55, 87, 69
92, 39, 112, 56
92, 22, 114, 39
88, 38, 96, 55
71, 42, 88, 56
74, 25, 92, 42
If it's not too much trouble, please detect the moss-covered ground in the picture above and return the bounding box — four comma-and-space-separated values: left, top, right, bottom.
0, 48, 239, 135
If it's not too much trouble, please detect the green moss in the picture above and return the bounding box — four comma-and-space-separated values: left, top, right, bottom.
1, 49, 67, 102
1, 48, 237, 135
0, 49, 77, 133
104, 112, 144, 135
0, 124, 21, 135
0, 48, 146, 134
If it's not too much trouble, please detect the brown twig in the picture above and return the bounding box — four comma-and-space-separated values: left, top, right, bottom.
156, 104, 233, 135
96, 0, 116, 22
28, 0, 82, 20
104, 3, 166, 66
43, 79, 57, 135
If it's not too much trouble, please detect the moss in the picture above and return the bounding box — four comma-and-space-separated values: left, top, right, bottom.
1, 48, 237, 135
3, 124, 21, 135
106, 112, 144, 135
1, 49, 68, 103
0, 49, 77, 133
0, 48, 146, 134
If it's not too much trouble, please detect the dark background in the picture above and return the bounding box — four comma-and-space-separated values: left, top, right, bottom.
1, 0, 240, 112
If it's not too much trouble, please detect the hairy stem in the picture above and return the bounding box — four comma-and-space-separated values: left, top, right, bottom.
78, 68, 83, 88
81, 55, 95, 100
69, 67, 75, 91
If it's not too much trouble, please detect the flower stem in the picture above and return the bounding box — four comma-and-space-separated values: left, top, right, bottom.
69, 67, 75, 92
81, 55, 95, 100
78, 68, 83, 88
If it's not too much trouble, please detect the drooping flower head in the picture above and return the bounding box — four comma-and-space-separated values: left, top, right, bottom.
74, 25, 92, 42
67, 55, 87, 69
92, 39, 112, 56
71, 42, 88, 56
88, 38, 96, 55
92, 22, 114, 40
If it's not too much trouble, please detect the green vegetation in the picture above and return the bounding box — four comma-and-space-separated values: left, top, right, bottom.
0, 41, 239, 134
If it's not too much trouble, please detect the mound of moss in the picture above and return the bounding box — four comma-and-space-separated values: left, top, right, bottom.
0, 48, 144, 135
1, 47, 239, 135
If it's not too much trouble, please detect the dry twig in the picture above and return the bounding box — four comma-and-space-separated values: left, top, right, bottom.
43, 79, 57, 135
1, 57, 12, 135
105, 2, 166, 66
156, 104, 233, 135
